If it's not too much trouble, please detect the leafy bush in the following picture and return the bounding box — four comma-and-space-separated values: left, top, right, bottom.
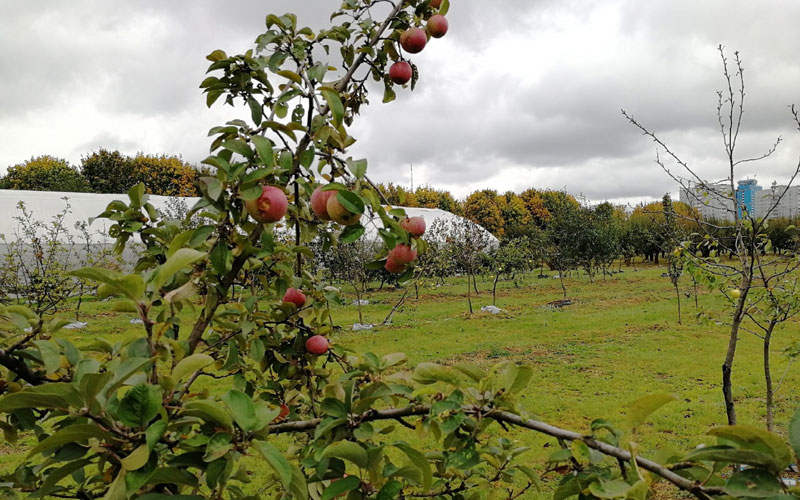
81, 148, 138, 194
0, 155, 90, 192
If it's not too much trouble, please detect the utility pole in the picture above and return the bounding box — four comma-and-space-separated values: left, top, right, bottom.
410, 163, 414, 192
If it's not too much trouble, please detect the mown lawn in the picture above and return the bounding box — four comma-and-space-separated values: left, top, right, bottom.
2, 262, 799, 498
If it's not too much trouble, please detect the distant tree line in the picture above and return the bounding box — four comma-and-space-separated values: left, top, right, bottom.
0, 149, 209, 196
374, 184, 800, 282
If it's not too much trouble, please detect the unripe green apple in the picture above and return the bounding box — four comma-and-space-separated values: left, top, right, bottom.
326, 194, 361, 226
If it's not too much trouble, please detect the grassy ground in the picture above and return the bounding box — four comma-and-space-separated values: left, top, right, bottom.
2, 262, 799, 498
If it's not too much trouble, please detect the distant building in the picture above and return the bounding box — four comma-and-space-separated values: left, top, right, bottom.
736, 179, 761, 217
680, 179, 800, 221
756, 182, 800, 219
679, 181, 735, 221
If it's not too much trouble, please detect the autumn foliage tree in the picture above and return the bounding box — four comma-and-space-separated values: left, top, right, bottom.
0, 155, 91, 192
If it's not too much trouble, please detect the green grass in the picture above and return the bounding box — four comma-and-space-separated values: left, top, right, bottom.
3, 262, 799, 498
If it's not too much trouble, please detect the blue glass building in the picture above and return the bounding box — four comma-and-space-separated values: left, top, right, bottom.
736, 179, 761, 217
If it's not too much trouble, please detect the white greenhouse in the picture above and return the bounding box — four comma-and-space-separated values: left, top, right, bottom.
0, 189, 497, 252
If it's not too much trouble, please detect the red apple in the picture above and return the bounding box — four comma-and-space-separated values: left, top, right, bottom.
273, 403, 290, 422
388, 244, 417, 265
282, 288, 306, 308
311, 186, 336, 221
306, 335, 329, 355
245, 185, 288, 223
401, 216, 426, 237
389, 61, 413, 85
384, 257, 406, 274
426, 15, 448, 38
400, 27, 427, 54
326, 194, 362, 226
430, 0, 442, 8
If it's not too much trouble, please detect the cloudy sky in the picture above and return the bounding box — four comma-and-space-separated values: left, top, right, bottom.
2, 0, 800, 205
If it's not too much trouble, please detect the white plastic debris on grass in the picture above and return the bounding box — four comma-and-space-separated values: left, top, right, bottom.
352, 323, 374, 331
63, 322, 88, 329
480, 305, 502, 314
130, 318, 144, 325
352, 300, 369, 306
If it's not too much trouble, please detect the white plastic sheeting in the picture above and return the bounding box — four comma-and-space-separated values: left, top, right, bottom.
0, 189, 196, 244
0, 189, 498, 246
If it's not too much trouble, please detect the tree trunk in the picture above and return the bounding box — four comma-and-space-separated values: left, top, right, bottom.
466, 274, 473, 314
354, 287, 364, 324
492, 273, 500, 306
764, 322, 776, 431
674, 283, 682, 325
472, 273, 479, 295
722, 281, 749, 426
383, 287, 409, 325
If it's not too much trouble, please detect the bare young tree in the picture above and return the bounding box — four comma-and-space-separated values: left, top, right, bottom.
623, 46, 800, 426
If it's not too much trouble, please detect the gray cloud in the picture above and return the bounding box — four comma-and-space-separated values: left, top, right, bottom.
2, 0, 800, 203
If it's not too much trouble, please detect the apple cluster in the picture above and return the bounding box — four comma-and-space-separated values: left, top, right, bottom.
388, 2, 449, 86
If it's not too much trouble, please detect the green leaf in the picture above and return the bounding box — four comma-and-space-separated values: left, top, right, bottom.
128, 183, 146, 207
376, 480, 403, 500
28, 424, 114, 458
724, 469, 783, 498
183, 400, 233, 429
381, 353, 407, 369
322, 475, 360, 500
625, 393, 677, 430
33, 340, 61, 374
221, 139, 254, 159
206, 49, 227, 62
708, 425, 793, 471
203, 177, 223, 201
395, 443, 432, 490
138, 495, 204, 500
439, 0, 450, 15
452, 364, 486, 382
146, 420, 167, 450
347, 158, 367, 179
145, 468, 200, 489
340, 224, 365, 244
336, 191, 365, 215
248, 97, 263, 125
103, 469, 127, 500
289, 464, 309, 500
789, 407, 800, 460
240, 184, 263, 201
321, 441, 369, 469
121, 444, 151, 471
172, 353, 214, 384
203, 432, 233, 462
105, 357, 154, 398
33, 459, 91, 498
251, 135, 275, 167
222, 390, 258, 432
321, 88, 345, 128
684, 445, 782, 471
117, 384, 161, 428
588, 479, 637, 499
413, 363, 462, 387
253, 440, 292, 489
69, 268, 144, 301
210, 242, 232, 274
153, 248, 206, 290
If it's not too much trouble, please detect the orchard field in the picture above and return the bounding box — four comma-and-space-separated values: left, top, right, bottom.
3, 262, 798, 498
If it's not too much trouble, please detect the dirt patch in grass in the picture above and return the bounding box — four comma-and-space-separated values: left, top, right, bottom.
441, 345, 576, 366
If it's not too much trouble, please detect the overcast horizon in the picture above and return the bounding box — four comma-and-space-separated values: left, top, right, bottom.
2, 1, 800, 205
